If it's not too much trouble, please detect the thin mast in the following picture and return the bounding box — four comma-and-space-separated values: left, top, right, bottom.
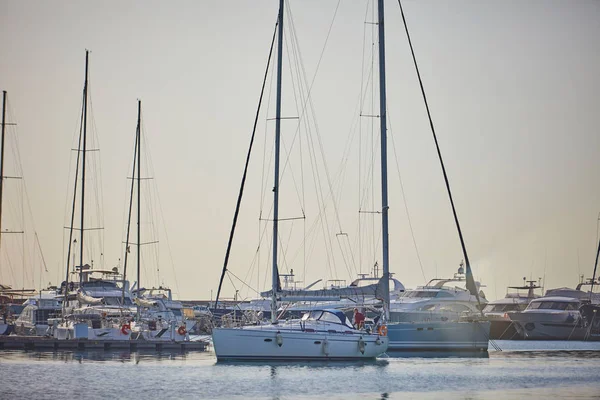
79, 50, 89, 284
64, 54, 87, 308
377, 0, 391, 319
271, 0, 284, 324
122, 102, 139, 304
136, 100, 141, 321
0, 91, 6, 252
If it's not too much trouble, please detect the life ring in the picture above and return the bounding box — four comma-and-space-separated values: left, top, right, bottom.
377, 325, 388, 337
177, 326, 187, 336
121, 323, 131, 335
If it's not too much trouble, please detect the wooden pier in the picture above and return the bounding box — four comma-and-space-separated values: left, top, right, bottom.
0, 335, 208, 351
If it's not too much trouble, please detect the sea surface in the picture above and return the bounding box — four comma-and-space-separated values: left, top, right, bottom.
1, 341, 599, 399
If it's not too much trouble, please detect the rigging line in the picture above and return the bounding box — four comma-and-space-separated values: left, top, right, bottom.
387, 113, 426, 281
279, 0, 344, 225
34, 232, 48, 273
281, 7, 307, 215
88, 83, 106, 267
397, 0, 482, 308
61, 97, 84, 280
227, 269, 261, 297
63, 72, 86, 309
259, 58, 276, 217
214, 17, 279, 308
288, 11, 351, 282
122, 105, 139, 304
282, 5, 343, 281
590, 223, 600, 300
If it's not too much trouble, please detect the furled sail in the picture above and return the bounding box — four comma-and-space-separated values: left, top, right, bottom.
77, 290, 103, 305
134, 297, 159, 307
261, 276, 403, 300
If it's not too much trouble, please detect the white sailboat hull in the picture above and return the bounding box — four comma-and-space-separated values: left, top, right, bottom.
387, 321, 490, 351
212, 327, 388, 361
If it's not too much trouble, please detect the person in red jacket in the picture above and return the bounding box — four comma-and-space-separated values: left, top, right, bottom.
353, 308, 365, 329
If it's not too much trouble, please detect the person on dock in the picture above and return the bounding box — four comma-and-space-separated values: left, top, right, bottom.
353, 308, 365, 329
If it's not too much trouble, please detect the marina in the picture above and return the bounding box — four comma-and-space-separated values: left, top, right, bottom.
1, 0, 600, 398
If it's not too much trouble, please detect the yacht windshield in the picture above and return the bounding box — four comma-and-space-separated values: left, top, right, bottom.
484, 304, 523, 312
527, 301, 578, 310
103, 297, 133, 306
407, 291, 437, 298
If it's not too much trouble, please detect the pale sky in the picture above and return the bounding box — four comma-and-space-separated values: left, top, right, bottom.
1, 0, 599, 301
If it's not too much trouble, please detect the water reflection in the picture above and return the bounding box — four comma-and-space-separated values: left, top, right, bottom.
385, 350, 489, 359
0, 349, 195, 363
215, 358, 390, 369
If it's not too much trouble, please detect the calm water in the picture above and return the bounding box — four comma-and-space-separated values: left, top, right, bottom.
1, 341, 599, 399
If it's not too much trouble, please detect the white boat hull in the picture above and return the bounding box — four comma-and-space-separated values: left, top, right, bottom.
510, 311, 588, 340
212, 327, 388, 361
54, 322, 131, 341
387, 321, 490, 351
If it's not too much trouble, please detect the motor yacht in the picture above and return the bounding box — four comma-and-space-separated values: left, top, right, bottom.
509, 279, 600, 340
385, 266, 490, 351
14, 289, 62, 336
484, 279, 542, 339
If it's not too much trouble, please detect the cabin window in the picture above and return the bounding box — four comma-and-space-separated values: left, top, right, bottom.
302, 311, 322, 321
529, 301, 578, 310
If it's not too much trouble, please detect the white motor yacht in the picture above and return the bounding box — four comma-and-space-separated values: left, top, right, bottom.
509, 280, 600, 340
14, 290, 62, 336
389, 268, 486, 323
386, 266, 490, 352
484, 279, 542, 339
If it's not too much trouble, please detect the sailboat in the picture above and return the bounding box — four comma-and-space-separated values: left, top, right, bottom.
0, 91, 52, 336
211, 0, 389, 361
121, 100, 192, 341
53, 51, 136, 341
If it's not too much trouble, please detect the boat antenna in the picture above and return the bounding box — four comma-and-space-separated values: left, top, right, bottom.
122, 100, 140, 306
377, 0, 391, 320
397, 0, 483, 313
213, 18, 278, 309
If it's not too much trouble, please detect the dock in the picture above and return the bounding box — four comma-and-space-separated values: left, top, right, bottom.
0, 335, 208, 351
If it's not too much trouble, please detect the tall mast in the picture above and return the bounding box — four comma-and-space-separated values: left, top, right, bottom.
0, 91, 6, 252
136, 100, 142, 320
271, 0, 284, 324
122, 101, 140, 304
377, 0, 391, 319
79, 50, 89, 284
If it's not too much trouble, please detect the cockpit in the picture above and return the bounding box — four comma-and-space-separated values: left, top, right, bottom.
301, 310, 354, 329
